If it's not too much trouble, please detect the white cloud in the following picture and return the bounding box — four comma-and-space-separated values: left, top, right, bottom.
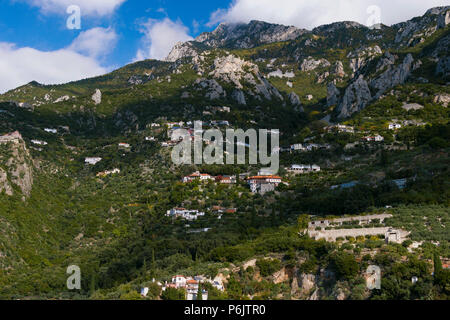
135, 18, 193, 61
209, 0, 450, 29
24, 0, 126, 16
0, 28, 118, 93
68, 27, 117, 59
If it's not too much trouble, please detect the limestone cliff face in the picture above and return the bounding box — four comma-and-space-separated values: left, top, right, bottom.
336, 76, 372, 119
370, 54, 415, 99
195, 20, 307, 49
0, 131, 33, 197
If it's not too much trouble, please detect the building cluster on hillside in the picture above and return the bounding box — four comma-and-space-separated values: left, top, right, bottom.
287, 164, 321, 174
118, 142, 131, 149
388, 120, 427, 130
307, 214, 409, 244
85, 157, 102, 165
211, 206, 237, 214
44, 128, 57, 134
0, 131, 22, 144
166, 208, 205, 221
31, 140, 48, 146
288, 143, 332, 152
362, 134, 384, 142
148, 274, 225, 300
96, 168, 120, 177
182, 171, 237, 184
246, 175, 282, 195
325, 125, 355, 134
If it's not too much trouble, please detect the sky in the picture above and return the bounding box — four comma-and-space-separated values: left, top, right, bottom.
0, 0, 449, 93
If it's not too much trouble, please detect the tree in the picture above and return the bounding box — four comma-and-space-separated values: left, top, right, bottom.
197, 284, 202, 300
297, 214, 310, 233
332, 252, 359, 280
161, 287, 185, 300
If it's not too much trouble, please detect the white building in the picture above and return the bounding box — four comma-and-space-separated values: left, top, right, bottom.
171, 275, 187, 289
31, 140, 48, 146
288, 164, 321, 174
85, 157, 102, 165
291, 144, 305, 151
44, 128, 57, 134
118, 143, 130, 148
388, 123, 402, 130
166, 208, 205, 221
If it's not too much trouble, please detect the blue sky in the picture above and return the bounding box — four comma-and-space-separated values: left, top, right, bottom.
0, 0, 448, 93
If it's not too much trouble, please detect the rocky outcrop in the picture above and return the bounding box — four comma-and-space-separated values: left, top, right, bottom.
288, 92, 304, 112
195, 20, 307, 49
232, 89, 246, 105
0, 131, 33, 197
299, 273, 316, 293
436, 57, 450, 77
434, 93, 450, 107
165, 41, 199, 62
92, 89, 102, 105
437, 10, 450, 29
327, 83, 340, 107
195, 78, 226, 100
394, 6, 449, 47
337, 75, 372, 119
288, 92, 301, 106
347, 46, 382, 74
300, 57, 331, 72
208, 54, 283, 101
370, 54, 414, 99
0, 167, 13, 196
331, 61, 346, 78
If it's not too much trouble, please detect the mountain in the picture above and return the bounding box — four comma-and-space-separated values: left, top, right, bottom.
0, 6, 449, 300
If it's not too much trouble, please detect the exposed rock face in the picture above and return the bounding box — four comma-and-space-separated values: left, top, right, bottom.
437, 9, 450, 29
288, 92, 304, 112
300, 57, 331, 72
209, 55, 258, 88
434, 93, 450, 107
347, 45, 382, 74
436, 57, 450, 77
0, 131, 33, 197
272, 267, 289, 284
288, 92, 301, 106
370, 54, 414, 99
337, 75, 372, 119
165, 41, 199, 62
232, 89, 246, 105
195, 78, 226, 100
327, 83, 340, 107
332, 61, 346, 78
0, 168, 13, 196
128, 75, 143, 85
299, 273, 316, 293
376, 52, 397, 73
313, 21, 366, 34
54, 95, 70, 103
208, 54, 282, 101
195, 20, 307, 49
92, 89, 102, 105
402, 103, 424, 111
394, 6, 449, 47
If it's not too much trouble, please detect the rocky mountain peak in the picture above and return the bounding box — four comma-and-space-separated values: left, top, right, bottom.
194, 20, 307, 49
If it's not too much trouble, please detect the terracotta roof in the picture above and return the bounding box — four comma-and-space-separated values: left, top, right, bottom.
248, 176, 282, 180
